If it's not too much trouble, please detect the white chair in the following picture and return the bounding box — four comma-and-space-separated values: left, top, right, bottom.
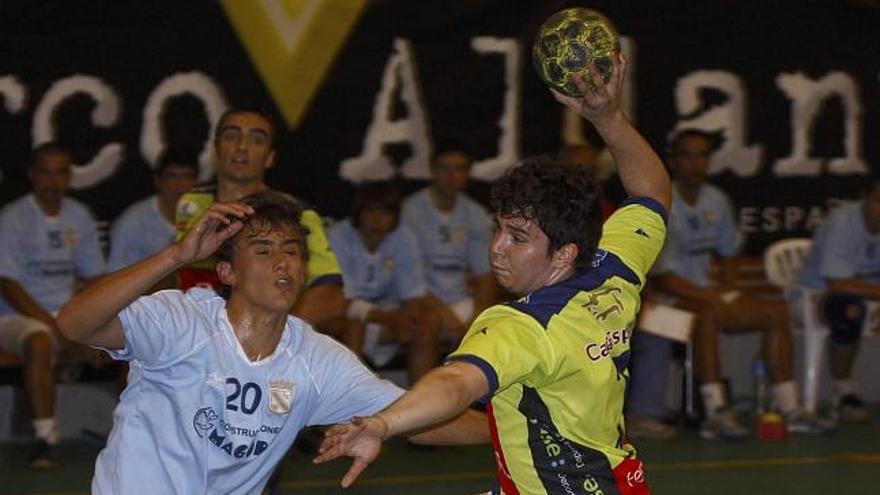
763, 238, 826, 413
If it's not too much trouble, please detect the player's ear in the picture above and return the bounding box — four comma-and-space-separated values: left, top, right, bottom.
216, 261, 237, 287
553, 243, 579, 269
264, 150, 276, 170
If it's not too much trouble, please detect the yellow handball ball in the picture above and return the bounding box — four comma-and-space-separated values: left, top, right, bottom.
532, 8, 620, 97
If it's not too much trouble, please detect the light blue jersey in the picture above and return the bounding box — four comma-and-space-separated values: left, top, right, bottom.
400, 188, 492, 304
798, 202, 880, 289
653, 184, 741, 286
327, 219, 426, 306
0, 194, 105, 314
108, 195, 176, 271
94, 289, 403, 495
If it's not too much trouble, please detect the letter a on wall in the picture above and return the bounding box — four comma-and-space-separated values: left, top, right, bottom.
220, 0, 367, 129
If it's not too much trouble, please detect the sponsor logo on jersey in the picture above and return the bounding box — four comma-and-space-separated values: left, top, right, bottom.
584, 327, 631, 362
268, 379, 294, 414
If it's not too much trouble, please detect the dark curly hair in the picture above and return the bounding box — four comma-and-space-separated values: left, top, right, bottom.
215, 191, 310, 298
491, 157, 603, 270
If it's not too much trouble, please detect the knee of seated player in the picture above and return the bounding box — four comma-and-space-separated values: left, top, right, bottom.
824, 293, 865, 345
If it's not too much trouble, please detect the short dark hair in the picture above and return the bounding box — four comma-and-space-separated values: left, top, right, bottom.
491, 157, 603, 270
154, 149, 199, 175
351, 181, 402, 228
215, 191, 310, 298
214, 106, 278, 146
668, 128, 719, 156
30, 142, 72, 168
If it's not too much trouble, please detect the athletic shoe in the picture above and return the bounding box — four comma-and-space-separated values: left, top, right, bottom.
625, 415, 678, 440
785, 408, 837, 435
27, 440, 58, 469
700, 407, 749, 441
838, 394, 872, 423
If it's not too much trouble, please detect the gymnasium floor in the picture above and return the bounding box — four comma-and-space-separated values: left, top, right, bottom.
1, 408, 878, 495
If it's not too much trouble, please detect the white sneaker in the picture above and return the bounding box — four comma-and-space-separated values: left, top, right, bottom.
700, 407, 749, 441
785, 408, 837, 435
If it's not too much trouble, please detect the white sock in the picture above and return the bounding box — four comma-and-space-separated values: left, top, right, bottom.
33, 417, 59, 445
771, 381, 799, 414
700, 383, 727, 416
832, 380, 856, 400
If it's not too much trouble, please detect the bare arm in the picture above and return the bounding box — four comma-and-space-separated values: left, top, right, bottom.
407, 408, 490, 446
293, 283, 346, 326
826, 277, 880, 300
57, 203, 253, 349
314, 361, 489, 487
552, 54, 671, 211
0, 277, 58, 334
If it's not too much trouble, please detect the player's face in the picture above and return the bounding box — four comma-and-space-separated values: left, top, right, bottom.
671, 135, 713, 188
214, 112, 275, 186
489, 214, 560, 296
224, 225, 307, 314
358, 206, 397, 249
155, 164, 197, 207
431, 152, 471, 197
29, 151, 72, 209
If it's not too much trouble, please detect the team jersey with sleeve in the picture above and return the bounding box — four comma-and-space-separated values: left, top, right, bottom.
174, 184, 342, 291
400, 188, 492, 305
93, 288, 403, 495
0, 194, 105, 315
652, 184, 740, 287
797, 201, 880, 289
327, 219, 426, 306
107, 195, 175, 272
447, 198, 667, 495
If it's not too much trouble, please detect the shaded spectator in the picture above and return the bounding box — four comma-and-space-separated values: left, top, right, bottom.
796, 179, 880, 422
326, 181, 441, 381
107, 150, 198, 273
400, 150, 495, 344
0, 142, 105, 467
632, 129, 833, 440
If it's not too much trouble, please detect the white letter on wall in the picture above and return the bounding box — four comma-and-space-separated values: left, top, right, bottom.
0, 75, 27, 185
774, 72, 865, 176
670, 71, 762, 176
141, 72, 228, 182
340, 38, 432, 182
470, 37, 521, 182
32, 74, 123, 189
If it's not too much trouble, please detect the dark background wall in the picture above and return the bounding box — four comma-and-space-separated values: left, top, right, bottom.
1, 0, 878, 253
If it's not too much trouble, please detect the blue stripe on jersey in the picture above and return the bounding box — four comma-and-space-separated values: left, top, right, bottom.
619, 196, 668, 225
519, 386, 619, 495
308, 273, 343, 288
505, 250, 640, 328
446, 354, 499, 402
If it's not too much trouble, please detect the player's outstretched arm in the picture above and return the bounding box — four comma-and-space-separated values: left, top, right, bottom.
58, 203, 253, 349
552, 53, 671, 211
314, 361, 489, 487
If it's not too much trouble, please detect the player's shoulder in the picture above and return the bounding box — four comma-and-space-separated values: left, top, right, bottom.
0, 194, 30, 220
700, 183, 733, 205
116, 195, 155, 221
61, 196, 99, 221
401, 187, 429, 210
293, 318, 356, 359
608, 197, 668, 224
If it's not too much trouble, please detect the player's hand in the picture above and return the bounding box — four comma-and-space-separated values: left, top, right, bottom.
172, 203, 254, 264
551, 52, 627, 124
313, 416, 388, 488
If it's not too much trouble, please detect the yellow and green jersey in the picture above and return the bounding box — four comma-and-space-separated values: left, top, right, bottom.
174, 184, 342, 291
448, 198, 666, 495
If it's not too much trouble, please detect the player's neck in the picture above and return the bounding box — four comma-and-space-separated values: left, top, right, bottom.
32, 194, 62, 217
216, 179, 270, 203
674, 180, 701, 206
225, 298, 288, 361
156, 196, 177, 224
428, 186, 457, 213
